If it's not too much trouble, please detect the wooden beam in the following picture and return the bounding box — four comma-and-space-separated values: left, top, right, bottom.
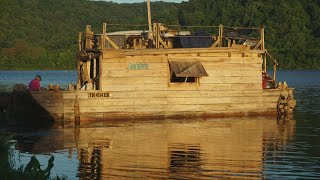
77, 32, 82, 90
147, 0, 153, 40
211, 39, 220, 48
261, 26, 265, 51
105, 35, 120, 50
99, 55, 102, 90
83, 61, 89, 82
156, 23, 161, 49
102, 23, 106, 50
78, 32, 82, 51
266, 50, 279, 66
263, 53, 267, 73
159, 38, 168, 49
139, 38, 143, 49
219, 24, 223, 47
77, 62, 81, 90
253, 39, 262, 50
85, 25, 93, 49
93, 58, 96, 90
133, 39, 137, 49
273, 64, 277, 83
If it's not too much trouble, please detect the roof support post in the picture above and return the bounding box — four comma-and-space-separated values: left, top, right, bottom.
261, 26, 265, 51
147, 0, 153, 42
218, 24, 223, 47
102, 23, 106, 50
264, 52, 267, 73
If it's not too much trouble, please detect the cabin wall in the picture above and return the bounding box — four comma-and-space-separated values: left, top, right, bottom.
81, 48, 267, 119
262, 89, 281, 114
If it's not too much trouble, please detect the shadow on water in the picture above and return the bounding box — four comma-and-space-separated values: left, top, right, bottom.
0, 91, 55, 130
0, 91, 65, 179
1, 116, 301, 179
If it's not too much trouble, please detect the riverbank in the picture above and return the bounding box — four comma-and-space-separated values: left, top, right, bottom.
0, 66, 77, 71
0, 70, 77, 92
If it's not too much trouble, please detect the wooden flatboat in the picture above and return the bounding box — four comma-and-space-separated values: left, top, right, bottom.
26, 1, 295, 125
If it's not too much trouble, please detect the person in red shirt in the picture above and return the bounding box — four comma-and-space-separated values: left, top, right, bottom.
29, 75, 42, 91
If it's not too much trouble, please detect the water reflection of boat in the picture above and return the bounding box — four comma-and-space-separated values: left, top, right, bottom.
14, 117, 295, 179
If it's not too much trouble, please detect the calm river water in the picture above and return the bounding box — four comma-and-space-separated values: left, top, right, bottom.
0, 70, 319, 179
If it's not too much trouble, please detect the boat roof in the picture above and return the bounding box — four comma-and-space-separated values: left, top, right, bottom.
106, 30, 147, 36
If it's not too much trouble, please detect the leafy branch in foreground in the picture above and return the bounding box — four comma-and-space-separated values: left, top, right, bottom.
0, 133, 66, 180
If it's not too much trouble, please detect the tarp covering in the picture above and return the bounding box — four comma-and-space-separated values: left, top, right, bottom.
169, 61, 209, 77
174, 30, 213, 48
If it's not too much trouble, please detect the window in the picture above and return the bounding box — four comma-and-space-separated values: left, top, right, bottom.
169, 61, 208, 83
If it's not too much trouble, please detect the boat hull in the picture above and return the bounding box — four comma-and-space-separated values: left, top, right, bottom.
28, 88, 291, 125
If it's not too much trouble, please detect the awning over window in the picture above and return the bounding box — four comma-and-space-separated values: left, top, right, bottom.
169, 61, 209, 77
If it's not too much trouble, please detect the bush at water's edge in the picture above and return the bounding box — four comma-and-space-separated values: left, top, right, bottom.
0, 133, 66, 180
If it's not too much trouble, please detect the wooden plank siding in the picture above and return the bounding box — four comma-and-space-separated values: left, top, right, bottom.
30, 47, 281, 122
84, 48, 268, 120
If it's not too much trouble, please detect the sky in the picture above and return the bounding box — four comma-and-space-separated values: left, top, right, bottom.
102, 0, 188, 3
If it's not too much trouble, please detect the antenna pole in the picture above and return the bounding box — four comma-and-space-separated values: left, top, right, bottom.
147, 0, 153, 40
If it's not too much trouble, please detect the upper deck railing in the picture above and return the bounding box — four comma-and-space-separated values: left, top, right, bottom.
79, 23, 265, 52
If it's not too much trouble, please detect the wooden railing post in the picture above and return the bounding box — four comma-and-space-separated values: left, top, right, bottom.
219, 24, 223, 47
147, 0, 153, 43
77, 32, 82, 90
99, 56, 102, 90
264, 50, 267, 73
261, 26, 265, 51
93, 58, 96, 90
78, 32, 82, 51
264, 50, 278, 87
85, 25, 93, 49
102, 23, 107, 50
155, 23, 159, 49
273, 64, 277, 83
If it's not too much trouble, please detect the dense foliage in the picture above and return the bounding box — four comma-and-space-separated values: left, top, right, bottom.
0, 133, 66, 179
0, 0, 319, 70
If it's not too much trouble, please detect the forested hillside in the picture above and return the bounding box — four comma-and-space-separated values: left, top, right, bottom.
0, 0, 319, 70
